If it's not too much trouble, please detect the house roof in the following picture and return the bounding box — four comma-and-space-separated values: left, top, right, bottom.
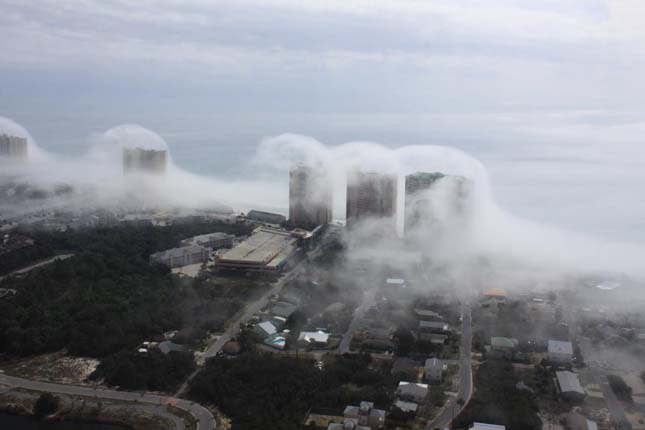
471, 423, 506, 430
299, 331, 330, 343
548, 340, 573, 355
397, 381, 428, 398
556, 371, 585, 395
393, 400, 418, 413
491, 337, 519, 349
419, 321, 449, 331
257, 321, 277, 336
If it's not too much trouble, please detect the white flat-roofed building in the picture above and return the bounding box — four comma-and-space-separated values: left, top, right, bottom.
181, 232, 234, 250
548, 340, 574, 363
216, 227, 299, 273
150, 245, 209, 268
470, 423, 506, 430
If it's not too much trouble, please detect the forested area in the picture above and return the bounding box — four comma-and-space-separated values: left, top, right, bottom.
453, 360, 542, 430
0, 221, 252, 359
189, 352, 395, 430
91, 349, 195, 391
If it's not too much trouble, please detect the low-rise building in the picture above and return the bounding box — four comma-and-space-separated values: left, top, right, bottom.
490, 337, 519, 351
556, 370, 586, 402
150, 245, 209, 268
181, 232, 234, 250
548, 340, 574, 364
343, 401, 386, 429
424, 358, 444, 383
216, 227, 299, 273
396, 382, 428, 403
470, 423, 506, 430
413, 308, 444, 321
419, 321, 450, 333
298, 331, 330, 348
255, 320, 278, 338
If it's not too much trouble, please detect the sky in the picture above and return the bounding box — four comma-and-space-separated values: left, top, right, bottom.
2, 0, 645, 241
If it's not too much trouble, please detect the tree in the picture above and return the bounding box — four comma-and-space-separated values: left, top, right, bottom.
34, 393, 59, 418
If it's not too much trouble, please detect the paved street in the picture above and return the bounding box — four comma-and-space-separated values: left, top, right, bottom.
338, 288, 376, 354
0, 373, 216, 430
426, 303, 473, 430
0, 253, 75, 281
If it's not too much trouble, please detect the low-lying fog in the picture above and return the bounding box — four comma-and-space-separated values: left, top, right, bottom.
2, 115, 645, 295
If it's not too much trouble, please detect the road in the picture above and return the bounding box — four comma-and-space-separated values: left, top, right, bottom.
175, 243, 327, 398
426, 303, 473, 430
0, 253, 75, 281
338, 288, 376, 354
0, 373, 215, 430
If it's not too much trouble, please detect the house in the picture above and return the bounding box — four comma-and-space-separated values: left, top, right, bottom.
556, 371, 586, 402
264, 333, 287, 350
490, 337, 519, 351
413, 308, 444, 321
419, 321, 450, 333
419, 333, 448, 344
327, 419, 370, 430
344, 401, 386, 429
255, 320, 278, 337
483, 289, 507, 304
565, 412, 598, 430
470, 423, 506, 430
299, 331, 330, 348
548, 340, 573, 364
424, 358, 444, 383
392, 399, 417, 415
396, 382, 428, 403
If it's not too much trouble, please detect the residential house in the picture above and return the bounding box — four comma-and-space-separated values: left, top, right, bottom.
548, 340, 574, 364
556, 371, 586, 402
396, 382, 428, 403
343, 401, 386, 429
424, 358, 444, 383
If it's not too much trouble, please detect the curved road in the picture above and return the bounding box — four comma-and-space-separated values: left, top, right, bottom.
0, 373, 215, 430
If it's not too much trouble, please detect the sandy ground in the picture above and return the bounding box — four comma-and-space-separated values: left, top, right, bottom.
1, 351, 99, 385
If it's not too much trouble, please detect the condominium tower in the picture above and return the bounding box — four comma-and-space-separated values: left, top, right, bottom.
345, 170, 397, 229
0, 134, 28, 159
123, 148, 167, 175
289, 165, 332, 228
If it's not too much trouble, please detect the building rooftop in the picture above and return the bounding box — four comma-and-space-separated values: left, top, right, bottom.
471, 423, 506, 430
393, 400, 418, 413
556, 371, 585, 395
299, 331, 330, 344
548, 340, 573, 355
491, 337, 519, 349
218, 227, 296, 266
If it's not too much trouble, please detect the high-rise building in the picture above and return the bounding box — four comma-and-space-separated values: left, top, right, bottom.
404, 172, 445, 233
123, 148, 167, 174
289, 165, 332, 228
0, 134, 28, 159
345, 170, 397, 229
404, 172, 473, 234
